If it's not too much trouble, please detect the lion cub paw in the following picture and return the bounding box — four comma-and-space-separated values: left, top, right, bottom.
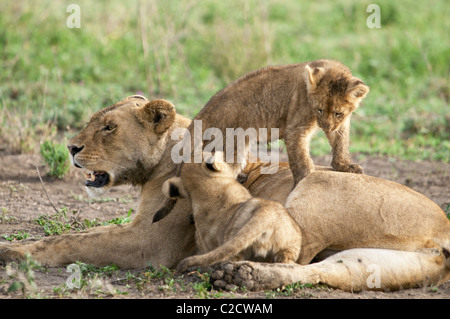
332, 162, 363, 174
176, 257, 195, 273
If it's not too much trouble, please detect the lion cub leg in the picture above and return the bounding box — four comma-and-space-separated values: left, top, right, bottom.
273, 249, 300, 264
326, 120, 363, 174
177, 200, 302, 273
284, 127, 316, 186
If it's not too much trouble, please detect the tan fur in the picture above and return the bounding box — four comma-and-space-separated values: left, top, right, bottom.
1, 97, 449, 292
212, 246, 450, 292
187, 59, 369, 185
162, 153, 302, 272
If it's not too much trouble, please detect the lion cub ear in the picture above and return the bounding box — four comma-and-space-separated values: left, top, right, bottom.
303, 64, 326, 92
138, 99, 176, 134
162, 177, 188, 200
204, 153, 227, 172
346, 78, 370, 101
126, 95, 148, 101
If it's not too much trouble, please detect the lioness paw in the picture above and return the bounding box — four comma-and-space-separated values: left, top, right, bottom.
210, 261, 259, 291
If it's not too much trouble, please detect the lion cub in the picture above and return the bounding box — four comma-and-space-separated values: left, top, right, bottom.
162, 152, 302, 273
188, 59, 369, 184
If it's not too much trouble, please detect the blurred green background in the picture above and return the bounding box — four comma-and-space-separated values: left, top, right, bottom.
0, 0, 448, 161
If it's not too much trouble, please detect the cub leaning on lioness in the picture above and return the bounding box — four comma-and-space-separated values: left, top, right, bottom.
162, 152, 302, 273
154, 59, 369, 222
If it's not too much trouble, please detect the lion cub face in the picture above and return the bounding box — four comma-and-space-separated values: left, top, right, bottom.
303, 61, 369, 132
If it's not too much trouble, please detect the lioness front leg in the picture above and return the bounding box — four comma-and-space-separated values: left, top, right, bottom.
0, 221, 195, 269
0, 225, 144, 267
326, 119, 363, 174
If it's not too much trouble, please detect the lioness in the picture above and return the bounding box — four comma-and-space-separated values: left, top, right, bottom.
154, 59, 369, 222
163, 152, 302, 273
0, 96, 448, 292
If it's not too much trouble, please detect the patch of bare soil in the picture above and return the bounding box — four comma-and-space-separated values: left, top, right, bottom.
0, 150, 449, 299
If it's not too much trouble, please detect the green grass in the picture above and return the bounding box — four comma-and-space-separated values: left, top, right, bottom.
40, 140, 70, 178
0, 0, 448, 162
2, 230, 31, 242
6, 253, 42, 297
35, 207, 133, 236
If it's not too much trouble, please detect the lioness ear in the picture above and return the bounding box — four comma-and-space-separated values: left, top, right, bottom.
162, 177, 188, 199
304, 64, 325, 92
138, 99, 176, 134
346, 78, 369, 100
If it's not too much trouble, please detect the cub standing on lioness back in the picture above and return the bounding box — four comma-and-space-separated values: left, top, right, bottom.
153, 59, 369, 222
190, 59, 368, 183
162, 152, 302, 273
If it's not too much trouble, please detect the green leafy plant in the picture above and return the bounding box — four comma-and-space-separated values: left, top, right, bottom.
104, 209, 134, 225
6, 253, 42, 297
0, 207, 16, 224
35, 207, 75, 236
77, 262, 120, 278
3, 230, 31, 241
40, 140, 70, 178
35, 207, 134, 236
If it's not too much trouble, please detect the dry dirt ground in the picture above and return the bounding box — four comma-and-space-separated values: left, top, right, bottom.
0, 150, 449, 300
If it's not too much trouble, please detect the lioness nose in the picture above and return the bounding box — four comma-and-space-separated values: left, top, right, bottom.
67, 144, 84, 156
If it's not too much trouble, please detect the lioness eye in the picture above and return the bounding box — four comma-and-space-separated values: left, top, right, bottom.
316, 108, 323, 114
335, 112, 343, 118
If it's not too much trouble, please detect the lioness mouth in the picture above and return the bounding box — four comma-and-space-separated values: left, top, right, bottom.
84, 171, 109, 188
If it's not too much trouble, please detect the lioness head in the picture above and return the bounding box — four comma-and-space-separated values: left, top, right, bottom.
303, 60, 369, 132
67, 95, 176, 197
